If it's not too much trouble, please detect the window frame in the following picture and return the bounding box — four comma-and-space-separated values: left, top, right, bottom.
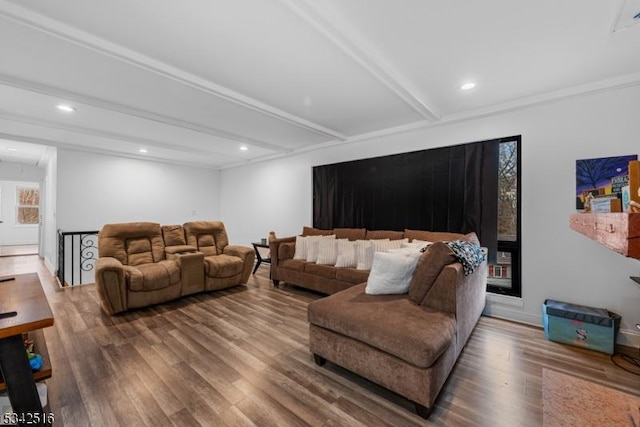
15, 185, 40, 226
487, 136, 522, 297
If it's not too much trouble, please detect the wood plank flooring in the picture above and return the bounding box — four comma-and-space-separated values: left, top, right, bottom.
1, 255, 639, 426
0, 244, 38, 257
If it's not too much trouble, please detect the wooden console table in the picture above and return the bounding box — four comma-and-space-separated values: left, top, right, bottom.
0, 273, 54, 426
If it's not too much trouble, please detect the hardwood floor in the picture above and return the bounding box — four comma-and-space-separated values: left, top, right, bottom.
2, 255, 639, 426
0, 244, 38, 257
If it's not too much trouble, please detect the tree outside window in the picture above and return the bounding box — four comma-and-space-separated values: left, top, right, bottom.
16, 187, 39, 225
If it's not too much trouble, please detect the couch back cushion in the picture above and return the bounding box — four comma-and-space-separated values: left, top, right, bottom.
162, 224, 186, 246
302, 226, 332, 236
365, 230, 404, 240
301, 226, 367, 241
404, 229, 466, 242
98, 222, 166, 266
183, 221, 229, 256
407, 242, 456, 304
332, 228, 366, 240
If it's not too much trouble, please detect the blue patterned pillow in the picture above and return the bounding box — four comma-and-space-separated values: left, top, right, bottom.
445, 240, 485, 275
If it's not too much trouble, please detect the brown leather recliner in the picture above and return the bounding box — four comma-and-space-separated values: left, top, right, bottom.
183, 221, 254, 291
95, 222, 185, 315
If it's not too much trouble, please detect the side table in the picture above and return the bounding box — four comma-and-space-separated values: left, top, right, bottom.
251, 242, 271, 275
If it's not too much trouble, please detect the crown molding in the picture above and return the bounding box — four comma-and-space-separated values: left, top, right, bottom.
0, 73, 292, 153
278, 0, 440, 122
0, 110, 247, 160
0, 1, 346, 142
439, 71, 640, 125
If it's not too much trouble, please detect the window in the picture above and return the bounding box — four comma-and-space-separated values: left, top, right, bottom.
16, 186, 39, 225
487, 137, 521, 297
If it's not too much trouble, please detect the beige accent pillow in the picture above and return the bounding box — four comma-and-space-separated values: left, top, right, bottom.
293, 235, 308, 260
306, 235, 336, 263
316, 238, 346, 265
335, 240, 357, 268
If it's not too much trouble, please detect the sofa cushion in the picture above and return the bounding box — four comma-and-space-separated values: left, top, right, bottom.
278, 242, 295, 260
125, 237, 154, 266
332, 228, 366, 241
308, 284, 456, 368
404, 229, 465, 242
162, 224, 186, 246
197, 234, 217, 256
125, 261, 180, 291
408, 242, 456, 304
366, 230, 405, 240
335, 268, 369, 284
302, 226, 332, 236
204, 254, 243, 278
304, 263, 337, 280
279, 259, 307, 272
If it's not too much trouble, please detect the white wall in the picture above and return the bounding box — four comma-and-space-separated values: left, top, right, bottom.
220, 84, 640, 347
56, 149, 221, 231
0, 161, 45, 182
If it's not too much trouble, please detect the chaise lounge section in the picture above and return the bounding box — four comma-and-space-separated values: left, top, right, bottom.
307, 232, 487, 418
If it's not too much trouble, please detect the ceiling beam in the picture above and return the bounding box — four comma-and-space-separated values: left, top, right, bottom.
0, 73, 289, 153
278, 0, 440, 122
0, 110, 248, 160
0, 1, 347, 142
0, 131, 224, 169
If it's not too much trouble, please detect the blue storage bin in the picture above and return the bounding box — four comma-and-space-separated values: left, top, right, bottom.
542, 299, 621, 355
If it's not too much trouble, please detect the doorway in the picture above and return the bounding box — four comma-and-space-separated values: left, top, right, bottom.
0, 180, 40, 257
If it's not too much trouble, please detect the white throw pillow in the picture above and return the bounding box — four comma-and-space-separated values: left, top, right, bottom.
365, 251, 421, 295
355, 240, 373, 270
356, 239, 399, 270
402, 239, 432, 250
293, 235, 308, 260
335, 240, 357, 268
306, 235, 335, 263
317, 238, 346, 265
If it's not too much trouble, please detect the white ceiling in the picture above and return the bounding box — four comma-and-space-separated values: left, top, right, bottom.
0, 0, 639, 169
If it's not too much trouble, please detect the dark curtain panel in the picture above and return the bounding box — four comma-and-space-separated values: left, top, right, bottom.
312, 139, 500, 256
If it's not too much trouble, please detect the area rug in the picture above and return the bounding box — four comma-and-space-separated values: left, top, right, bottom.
543, 368, 640, 426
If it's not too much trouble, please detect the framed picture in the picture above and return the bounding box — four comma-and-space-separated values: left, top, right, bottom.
576, 154, 637, 210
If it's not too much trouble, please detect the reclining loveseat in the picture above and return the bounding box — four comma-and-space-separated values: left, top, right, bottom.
95, 221, 253, 315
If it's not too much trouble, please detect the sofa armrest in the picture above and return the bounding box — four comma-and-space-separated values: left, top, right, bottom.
167, 251, 205, 296
165, 245, 197, 255
223, 245, 254, 283
423, 261, 487, 355
95, 257, 127, 315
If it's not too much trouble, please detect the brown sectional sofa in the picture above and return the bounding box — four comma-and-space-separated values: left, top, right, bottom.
95, 221, 253, 315
269, 226, 469, 294
287, 226, 488, 418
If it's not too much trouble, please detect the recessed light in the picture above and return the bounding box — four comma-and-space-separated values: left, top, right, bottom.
7, 148, 17, 152
239, 145, 248, 151
56, 104, 76, 113
139, 148, 148, 153
460, 82, 476, 91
